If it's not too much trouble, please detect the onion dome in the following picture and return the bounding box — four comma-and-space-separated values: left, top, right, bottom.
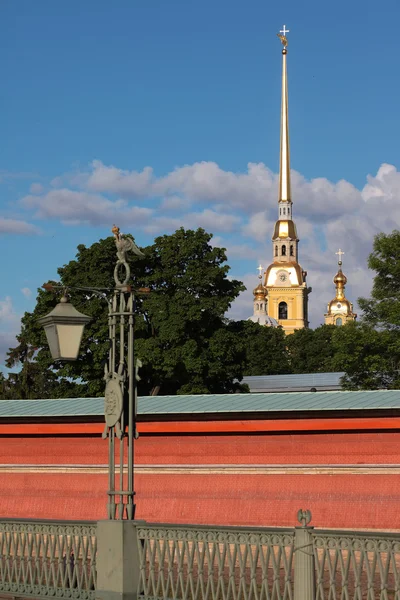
253, 282, 267, 300
333, 268, 347, 286
327, 297, 351, 314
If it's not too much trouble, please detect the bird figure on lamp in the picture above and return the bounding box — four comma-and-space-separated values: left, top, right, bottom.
112, 225, 144, 263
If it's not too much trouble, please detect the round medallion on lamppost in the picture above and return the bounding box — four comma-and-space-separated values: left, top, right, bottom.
38, 295, 92, 361
104, 377, 123, 428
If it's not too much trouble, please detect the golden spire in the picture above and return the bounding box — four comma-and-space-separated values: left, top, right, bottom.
333, 249, 347, 300
277, 25, 291, 203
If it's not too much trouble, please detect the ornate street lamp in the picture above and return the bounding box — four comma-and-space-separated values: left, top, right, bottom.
40, 226, 147, 520
38, 295, 92, 361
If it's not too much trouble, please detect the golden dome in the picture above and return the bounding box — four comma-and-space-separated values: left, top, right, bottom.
273, 220, 298, 240
253, 283, 267, 299
327, 297, 351, 314
333, 268, 347, 285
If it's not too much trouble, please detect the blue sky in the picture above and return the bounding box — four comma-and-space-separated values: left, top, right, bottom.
1, 0, 400, 363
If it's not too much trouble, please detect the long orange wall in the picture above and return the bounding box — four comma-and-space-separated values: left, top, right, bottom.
1, 429, 400, 530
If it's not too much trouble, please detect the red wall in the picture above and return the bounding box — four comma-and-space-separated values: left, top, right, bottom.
1, 429, 400, 529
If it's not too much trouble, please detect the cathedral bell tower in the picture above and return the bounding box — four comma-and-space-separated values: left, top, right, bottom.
263, 26, 310, 334
324, 250, 357, 326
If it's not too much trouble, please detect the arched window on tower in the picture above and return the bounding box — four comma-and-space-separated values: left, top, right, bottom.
288, 207, 290, 215
281, 245, 286, 256
336, 317, 343, 326
256, 303, 259, 311
290, 245, 294, 256
279, 301, 288, 320
279, 208, 282, 216
283, 208, 286, 215
275, 245, 278, 256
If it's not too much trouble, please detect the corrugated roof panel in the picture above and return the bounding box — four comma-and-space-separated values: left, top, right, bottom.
1, 390, 400, 419
242, 372, 345, 391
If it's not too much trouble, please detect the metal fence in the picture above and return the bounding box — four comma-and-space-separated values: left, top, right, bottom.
2, 515, 400, 599
137, 523, 295, 600
137, 516, 400, 600
0, 519, 97, 600
312, 530, 400, 599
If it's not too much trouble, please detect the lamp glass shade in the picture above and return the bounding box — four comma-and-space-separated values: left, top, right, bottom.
39, 298, 92, 361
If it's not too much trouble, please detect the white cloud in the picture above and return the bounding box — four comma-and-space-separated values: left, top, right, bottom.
224, 243, 259, 260
77, 160, 367, 222
0, 217, 39, 235
21, 189, 153, 226
160, 195, 192, 211
143, 209, 241, 235
0, 297, 21, 363
84, 160, 275, 211
242, 212, 275, 242
21, 287, 32, 298
16, 158, 400, 330
362, 163, 400, 202
87, 161, 154, 197
29, 182, 44, 194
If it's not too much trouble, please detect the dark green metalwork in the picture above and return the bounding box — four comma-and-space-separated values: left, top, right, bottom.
0, 519, 97, 599
137, 523, 295, 600
312, 529, 400, 599
102, 226, 144, 521
5, 514, 400, 600
41, 226, 145, 521
135, 514, 400, 600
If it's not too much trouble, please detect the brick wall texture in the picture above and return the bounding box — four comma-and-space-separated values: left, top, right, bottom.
1, 430, 399, 529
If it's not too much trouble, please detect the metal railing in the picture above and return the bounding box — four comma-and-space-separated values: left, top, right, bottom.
312, 530, 400, 599
137, 516, 400, 600
2, 514, 400, 599
0, 519, 97, 599
137, 523, 295, 600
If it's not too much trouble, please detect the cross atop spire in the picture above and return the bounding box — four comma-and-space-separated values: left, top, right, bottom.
257, 264, 263, 279
336, 249, 345, 265
277, 25, 290, 48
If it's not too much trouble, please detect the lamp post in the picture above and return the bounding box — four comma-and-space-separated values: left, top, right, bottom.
39, 226, 146, 520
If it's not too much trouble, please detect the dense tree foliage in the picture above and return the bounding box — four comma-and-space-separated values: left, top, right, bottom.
358, 230, 400, 329
286, 325, 337, 374
237, 322, 290, 376
4, 229, 247, 397
330, 322, 400, 389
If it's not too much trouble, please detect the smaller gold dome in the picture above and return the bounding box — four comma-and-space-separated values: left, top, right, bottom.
273, 220, 298, 240
333, 268, 347, 285
253, 283, 267, 299
327, 297, 351, 314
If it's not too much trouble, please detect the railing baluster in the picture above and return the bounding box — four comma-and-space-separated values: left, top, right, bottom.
137, 524, 295, 600
0, 519, 97, 599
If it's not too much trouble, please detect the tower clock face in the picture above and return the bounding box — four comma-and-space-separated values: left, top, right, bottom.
279, 272, 288, 283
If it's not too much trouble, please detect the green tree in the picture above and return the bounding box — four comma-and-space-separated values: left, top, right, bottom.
230, 321, 290, 376
6, 228, 246, 397
286, 325, 337, 373
358, 230, 400, 329
331, 322, 400, 389
341, 229, 400, 389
